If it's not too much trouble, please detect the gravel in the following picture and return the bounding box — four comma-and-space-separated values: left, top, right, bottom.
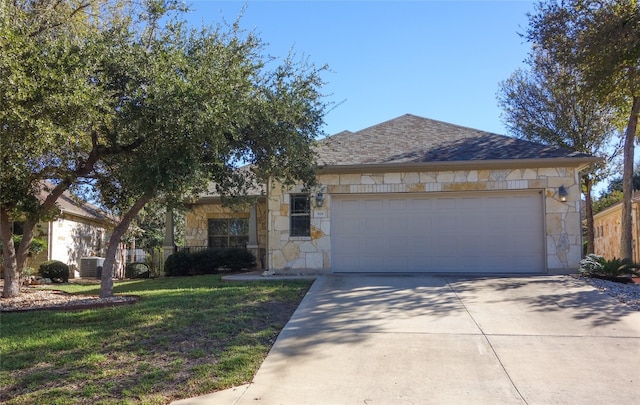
578, 276, 640, 311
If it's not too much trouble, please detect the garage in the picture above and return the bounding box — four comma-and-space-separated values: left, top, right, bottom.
331, 191, 545, 273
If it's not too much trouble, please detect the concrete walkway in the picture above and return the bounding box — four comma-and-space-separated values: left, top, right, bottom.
173, 275, 640, 405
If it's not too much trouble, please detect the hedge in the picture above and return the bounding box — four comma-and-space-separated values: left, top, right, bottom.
165, 248, 256, 277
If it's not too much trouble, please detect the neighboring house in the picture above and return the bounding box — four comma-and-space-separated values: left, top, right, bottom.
183, 114, 598, 274
593, 191, 640, 263
22, 187, 113, 278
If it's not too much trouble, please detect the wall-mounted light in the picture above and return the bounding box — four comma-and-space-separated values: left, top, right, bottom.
559, 185, 568, 202
315, 192, 324, 208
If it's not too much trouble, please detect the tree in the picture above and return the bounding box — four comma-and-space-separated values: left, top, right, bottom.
606, 166, 640, 193
92, 18, 327, 297
498, 49, 622, 253
128, 202, 185, 251
526, 0, 640, 259
0, 0, 122, 297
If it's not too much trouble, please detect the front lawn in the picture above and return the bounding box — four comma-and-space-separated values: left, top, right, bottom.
0, 275, 312, 404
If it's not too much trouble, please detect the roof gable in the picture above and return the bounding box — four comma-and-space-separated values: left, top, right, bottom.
316, 114, 592, 166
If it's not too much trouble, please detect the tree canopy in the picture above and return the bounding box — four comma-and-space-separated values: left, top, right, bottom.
498, 46, 622, 253
525, 0, 639, 259
1, 1, 328, 297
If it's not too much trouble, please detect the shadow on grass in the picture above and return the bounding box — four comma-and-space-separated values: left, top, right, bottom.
0, 275, 312, 404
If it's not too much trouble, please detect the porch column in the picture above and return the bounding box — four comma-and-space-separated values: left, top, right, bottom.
246, 203, 260, 268
162, 209, 175, 262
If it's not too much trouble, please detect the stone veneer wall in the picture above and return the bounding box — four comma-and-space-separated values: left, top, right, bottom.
593, 202, 640, 263
184, 199, 267, 251
267, 167, 583, 274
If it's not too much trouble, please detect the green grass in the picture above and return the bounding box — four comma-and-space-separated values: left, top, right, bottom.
0, 275, 312, 404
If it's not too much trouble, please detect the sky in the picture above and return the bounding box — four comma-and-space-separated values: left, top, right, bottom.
185, 0, 537, 137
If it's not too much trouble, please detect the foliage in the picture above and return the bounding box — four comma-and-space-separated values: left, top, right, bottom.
124, 262, 150, 279
163, 252, 193, 277
0, 0, 327, 298
593, 190, 624, 214
497, 30, 622, 253
8, 236, 47, 257
0, 275, 312, 404
127, 202, 185, 250
526, 0, 640, 259
579, 253, 639, 279
165, 249, 257, 277
221, 248, 257, 271
38, 260, 70, 283
604, 168, 640, 193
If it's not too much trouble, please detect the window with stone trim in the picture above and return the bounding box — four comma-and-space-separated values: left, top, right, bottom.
290, 194, 310, 237
207, 218, 249, 248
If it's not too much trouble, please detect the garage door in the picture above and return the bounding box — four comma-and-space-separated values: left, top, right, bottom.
331, 191, 545, 273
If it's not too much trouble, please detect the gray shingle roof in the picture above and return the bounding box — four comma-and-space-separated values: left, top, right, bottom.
41, 182, 112, 223
316, 114, 592, 166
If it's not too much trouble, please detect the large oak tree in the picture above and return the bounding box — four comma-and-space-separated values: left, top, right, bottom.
1, 1, 327, 298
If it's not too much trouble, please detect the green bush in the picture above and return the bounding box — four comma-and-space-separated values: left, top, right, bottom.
164, 252, 193, 277
191, 249, 223, 275
39, 260, 70, 283
222, 248, 257, 271
164, 249, 256, 277
125, 262, 150, 279
579, 254, 639, 281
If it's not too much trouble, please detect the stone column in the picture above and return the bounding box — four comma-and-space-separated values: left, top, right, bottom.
162, 209, 175, 262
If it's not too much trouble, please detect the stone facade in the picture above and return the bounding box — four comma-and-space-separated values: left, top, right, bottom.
184, 199, 268, 266
265, 166, 583, 274
593, 199, 640, 263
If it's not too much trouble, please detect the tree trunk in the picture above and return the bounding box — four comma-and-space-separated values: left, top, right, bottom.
583, 174, 595, 255
620, 96, 639, 260
100, 192, 154, 298
1, 208, 20, 298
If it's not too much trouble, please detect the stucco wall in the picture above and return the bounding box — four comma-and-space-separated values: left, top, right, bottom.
266, 166, 583, 274
29, 215, 109, 278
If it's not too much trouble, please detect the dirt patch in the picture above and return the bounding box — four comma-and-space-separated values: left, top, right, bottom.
0, 280, 137, 312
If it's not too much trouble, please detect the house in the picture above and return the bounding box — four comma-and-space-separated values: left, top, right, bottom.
183, 114, 598, 274
593, 191, 640, 263
18, 187, 113, 278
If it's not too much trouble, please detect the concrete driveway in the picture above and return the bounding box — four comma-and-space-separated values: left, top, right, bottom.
174, 275, 640, 405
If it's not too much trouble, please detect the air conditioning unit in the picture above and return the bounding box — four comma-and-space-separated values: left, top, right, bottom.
79, 257, 105, 279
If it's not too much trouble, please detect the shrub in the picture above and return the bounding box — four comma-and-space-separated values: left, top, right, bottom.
221, 248, 256, 271
125, 262, 150, 279
164, 248, 257, 277
164, 252, 193, 277
579, 254, 639, 281
191, 249, 223, 275
39, 260, 70, 283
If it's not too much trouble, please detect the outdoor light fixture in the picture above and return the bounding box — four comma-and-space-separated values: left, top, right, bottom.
559, 185, 568, 202
315, 192, 324, 208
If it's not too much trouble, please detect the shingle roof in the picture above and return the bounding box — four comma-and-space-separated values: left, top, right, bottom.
41, 182, 112, 223
315, 114, 592, 166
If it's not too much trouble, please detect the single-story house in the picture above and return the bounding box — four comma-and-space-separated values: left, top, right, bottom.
184, 114, 598, 274
12, 187, 113, 278
593, 191, 640, 263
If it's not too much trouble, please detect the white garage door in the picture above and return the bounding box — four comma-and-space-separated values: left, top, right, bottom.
331, 191, 545, 273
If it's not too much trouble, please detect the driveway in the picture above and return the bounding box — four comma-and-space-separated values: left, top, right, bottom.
174, 275, 640, 404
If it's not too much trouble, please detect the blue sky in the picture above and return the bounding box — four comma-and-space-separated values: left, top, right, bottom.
186, 0, 536, 137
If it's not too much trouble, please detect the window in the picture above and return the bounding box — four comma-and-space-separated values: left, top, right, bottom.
290, 194, 310, 237
207, 218, 249, 248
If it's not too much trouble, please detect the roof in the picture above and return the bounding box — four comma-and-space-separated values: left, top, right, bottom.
594, 190, 640, 218
315, 114, 594, 167
41, 182, 112, 223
